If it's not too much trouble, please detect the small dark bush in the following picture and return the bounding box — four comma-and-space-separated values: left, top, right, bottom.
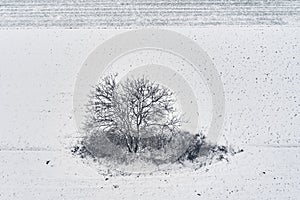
72, 129, 217, 164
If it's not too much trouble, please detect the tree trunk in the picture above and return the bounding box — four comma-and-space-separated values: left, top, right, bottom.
125, 134, 133, 153
134, 125, 140, 153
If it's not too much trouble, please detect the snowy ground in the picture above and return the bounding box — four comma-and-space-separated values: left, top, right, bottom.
0, 146, 299, 200
0, 28, 299, 199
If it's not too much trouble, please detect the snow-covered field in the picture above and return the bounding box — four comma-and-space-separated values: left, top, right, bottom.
0, 28, 299, 199
0, 146, 299, 199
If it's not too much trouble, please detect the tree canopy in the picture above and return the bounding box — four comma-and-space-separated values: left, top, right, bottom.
85, 75, 182, 153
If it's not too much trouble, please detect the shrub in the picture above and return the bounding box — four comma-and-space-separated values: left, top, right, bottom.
72, 75, 240, 169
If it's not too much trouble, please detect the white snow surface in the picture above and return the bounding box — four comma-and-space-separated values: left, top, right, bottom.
0, 27, 299, 199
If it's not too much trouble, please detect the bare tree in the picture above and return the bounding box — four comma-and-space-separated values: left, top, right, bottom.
85, 75, 182, 153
